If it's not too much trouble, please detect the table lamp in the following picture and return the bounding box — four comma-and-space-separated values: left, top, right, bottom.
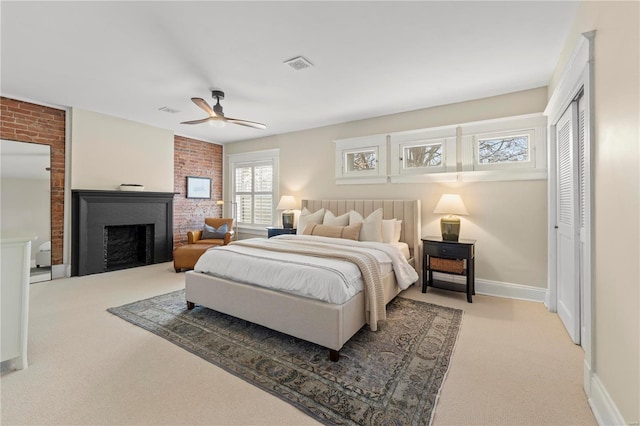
433, 194, 468, 241
276, 195, 298, 228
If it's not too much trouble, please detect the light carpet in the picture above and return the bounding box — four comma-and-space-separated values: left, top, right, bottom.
108, 289, 462, 425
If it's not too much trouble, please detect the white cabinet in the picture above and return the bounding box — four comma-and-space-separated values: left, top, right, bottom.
1, 237, 31, 370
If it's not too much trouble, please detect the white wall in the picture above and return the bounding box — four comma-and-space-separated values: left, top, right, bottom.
0, 177, 50, 261
70, 108, 174, 191
549, 2, 639, 423
225, 88, 549, 288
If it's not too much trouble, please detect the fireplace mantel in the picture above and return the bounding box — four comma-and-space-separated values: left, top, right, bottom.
71, 190, 174, 276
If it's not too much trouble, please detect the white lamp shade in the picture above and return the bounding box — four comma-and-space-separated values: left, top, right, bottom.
276, 195, 298, 211
433, 194, 468, 215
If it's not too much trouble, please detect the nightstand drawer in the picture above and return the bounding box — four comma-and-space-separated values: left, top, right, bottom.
423, 243, 470, 259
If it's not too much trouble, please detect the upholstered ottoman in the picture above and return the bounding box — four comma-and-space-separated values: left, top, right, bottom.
173, 244, 217, 272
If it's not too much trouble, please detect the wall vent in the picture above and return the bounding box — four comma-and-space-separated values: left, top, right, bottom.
284, 56, 313, 71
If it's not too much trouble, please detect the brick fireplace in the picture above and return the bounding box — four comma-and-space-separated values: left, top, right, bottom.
71, 190, 174, 276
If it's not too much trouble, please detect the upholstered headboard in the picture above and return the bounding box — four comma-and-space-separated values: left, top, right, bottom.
301, 199, 422, 272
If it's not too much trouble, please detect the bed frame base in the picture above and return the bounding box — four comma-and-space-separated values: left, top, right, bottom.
186, 296, 343, 362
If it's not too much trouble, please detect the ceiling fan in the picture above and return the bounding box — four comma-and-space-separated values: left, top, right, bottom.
180, 90, 266, 130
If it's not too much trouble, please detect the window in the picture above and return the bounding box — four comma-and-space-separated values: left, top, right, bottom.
334, 135, 387, 184
229, 150, 279, 229
345, 148, 377, 173
389, 127, 457, 182
336, 114, 547, 184
471, 129, 534, 170
460, 114, 547, 180
403, 142, 443, 168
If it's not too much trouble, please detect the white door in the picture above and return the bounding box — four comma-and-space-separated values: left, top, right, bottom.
556, 102, 580, 344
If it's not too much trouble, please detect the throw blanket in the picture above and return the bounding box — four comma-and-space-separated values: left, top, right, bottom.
233, 239, 386, 331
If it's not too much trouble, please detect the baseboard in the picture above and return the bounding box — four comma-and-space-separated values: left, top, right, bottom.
588, 369, 628, 426
431, 273, 546, 303
51, 264, 69, 279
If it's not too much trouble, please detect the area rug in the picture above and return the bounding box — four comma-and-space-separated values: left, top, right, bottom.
108, 290, 462, 425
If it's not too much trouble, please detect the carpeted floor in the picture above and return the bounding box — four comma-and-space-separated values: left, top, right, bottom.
108, 289, 463, 425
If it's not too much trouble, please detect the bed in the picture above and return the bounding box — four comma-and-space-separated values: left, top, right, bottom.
184, 199, 422, 361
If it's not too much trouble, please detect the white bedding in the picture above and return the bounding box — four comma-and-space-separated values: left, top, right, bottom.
194, 235, 418, 305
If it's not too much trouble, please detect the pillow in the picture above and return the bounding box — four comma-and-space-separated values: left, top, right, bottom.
349, 208, 383, 242
394, 219, 403, 242
202, 223, 228, 239
303, 223, 362, 241
323, 210, 350, 226
382, 219, 403, 243
296, 207, 325, 235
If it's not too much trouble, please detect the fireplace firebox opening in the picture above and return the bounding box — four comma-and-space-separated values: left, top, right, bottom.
103, 224, 154, 272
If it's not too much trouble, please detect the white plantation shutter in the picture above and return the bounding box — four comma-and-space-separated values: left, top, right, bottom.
233, 159, 274, 227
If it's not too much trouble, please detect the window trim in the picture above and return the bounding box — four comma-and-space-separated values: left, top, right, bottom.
334, 135, 387, 184
459, 113, 547, 181
228, 149, 279, 232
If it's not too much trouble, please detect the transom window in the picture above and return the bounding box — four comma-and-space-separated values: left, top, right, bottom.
344, 147, 378, 174
478, 134, 530, 164
403, 142, 442, 169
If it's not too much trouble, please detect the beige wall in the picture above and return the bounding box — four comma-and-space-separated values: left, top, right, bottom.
226, 88, 549, 288
549, 1, 640, 423
70, 108, 174, 192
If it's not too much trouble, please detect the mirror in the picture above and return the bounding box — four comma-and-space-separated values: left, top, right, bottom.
1, 139, 52, 283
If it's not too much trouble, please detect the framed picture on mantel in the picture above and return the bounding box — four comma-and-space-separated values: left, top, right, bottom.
186, 176, 211, 199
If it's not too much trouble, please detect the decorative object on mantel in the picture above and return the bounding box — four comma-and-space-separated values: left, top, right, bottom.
433, 193, 468, 241
108, 289, 462, 425
119, 184, 144, 191
276, 195, 298, 228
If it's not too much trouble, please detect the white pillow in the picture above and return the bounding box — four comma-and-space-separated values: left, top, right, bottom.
349, 208, 383, 242
382, 219, 398, 244
297, 207, 325, 235
323, 210, 350, 226
394, 219, 402, 242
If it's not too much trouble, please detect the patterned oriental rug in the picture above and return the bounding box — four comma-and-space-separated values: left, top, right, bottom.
108, 290, 463, 425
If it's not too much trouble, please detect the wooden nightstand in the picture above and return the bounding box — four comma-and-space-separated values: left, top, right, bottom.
266, 227, 297, 238
422, 236, 476, 303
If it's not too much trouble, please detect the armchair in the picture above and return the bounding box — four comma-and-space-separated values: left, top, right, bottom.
188, 218, 235, 246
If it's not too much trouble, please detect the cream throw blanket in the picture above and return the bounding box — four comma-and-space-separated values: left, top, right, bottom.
232, 239, 386, 331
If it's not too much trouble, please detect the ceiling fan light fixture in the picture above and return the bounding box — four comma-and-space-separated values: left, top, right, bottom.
181, 90, 266, 130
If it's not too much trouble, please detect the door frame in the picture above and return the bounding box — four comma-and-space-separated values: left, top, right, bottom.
544, 31, 595, 388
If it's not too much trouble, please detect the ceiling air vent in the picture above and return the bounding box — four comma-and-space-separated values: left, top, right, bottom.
158, 106, 180, 114
284, 56, 313, 71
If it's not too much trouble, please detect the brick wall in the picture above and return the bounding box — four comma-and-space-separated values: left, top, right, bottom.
173, 135, 223, 248
0, 97, 66, 265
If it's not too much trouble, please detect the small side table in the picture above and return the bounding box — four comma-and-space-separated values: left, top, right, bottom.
267, 227, 297, 238
422, 236, 476, 303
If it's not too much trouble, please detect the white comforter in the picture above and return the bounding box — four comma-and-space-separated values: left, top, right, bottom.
194, 235, 418, 304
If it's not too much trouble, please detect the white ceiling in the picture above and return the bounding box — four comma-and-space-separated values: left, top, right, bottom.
1, 1, 579, 145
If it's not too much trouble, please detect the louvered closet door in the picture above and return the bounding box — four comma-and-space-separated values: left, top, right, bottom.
556, 102, 580, 344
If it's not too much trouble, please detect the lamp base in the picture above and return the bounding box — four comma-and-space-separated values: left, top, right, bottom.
282, 212, 294, 229
440, 215, 460, 241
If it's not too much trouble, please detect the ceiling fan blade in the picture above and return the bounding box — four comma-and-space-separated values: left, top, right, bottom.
226, 117, 267, 130
191, 98, 216, 117
180, 117, 213, 125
